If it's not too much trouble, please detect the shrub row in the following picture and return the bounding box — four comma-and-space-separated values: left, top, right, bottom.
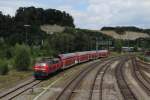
0, 60, 8, 75
0, 44, 31, 75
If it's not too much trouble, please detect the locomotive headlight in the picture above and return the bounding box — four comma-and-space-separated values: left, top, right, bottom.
41, 68, 46, 71
41, 63, 46, 66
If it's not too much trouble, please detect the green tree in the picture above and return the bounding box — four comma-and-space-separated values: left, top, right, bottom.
14, 44, 31, 71
0, 59, 8, 75
42, 39, 56, 56
134, 45, 138, 52
114, 40, 122, 53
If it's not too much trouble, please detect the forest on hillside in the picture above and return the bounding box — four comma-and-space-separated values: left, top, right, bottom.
101, 26, 150, 50
0, 6, 74, 45
101, 26, 150, 35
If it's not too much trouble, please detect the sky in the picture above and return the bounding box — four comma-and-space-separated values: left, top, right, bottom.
0, 0, 150, 29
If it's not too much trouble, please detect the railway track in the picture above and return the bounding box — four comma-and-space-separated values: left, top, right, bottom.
131, 57, 150, 95
94, 58, 116, 100
136, 60, 150, 66
55, 61, 101, 100
115, 57, 137, 100
0, 79, 42, 100
55, 57, 120, 100
89, 57, 116, 100
136, 60, 150, 71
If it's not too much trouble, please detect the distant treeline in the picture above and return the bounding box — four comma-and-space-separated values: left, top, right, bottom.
0, 6, 74, 45
15, 7, 74, 27
101, 26, 150, 35
49, 28, 113, 55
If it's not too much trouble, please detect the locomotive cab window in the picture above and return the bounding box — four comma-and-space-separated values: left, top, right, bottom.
35, 62, 47, 67
52, 58, 60, 64
36, 57, 54, 66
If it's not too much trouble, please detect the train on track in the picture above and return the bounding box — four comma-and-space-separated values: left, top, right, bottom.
33, 50, 109, 79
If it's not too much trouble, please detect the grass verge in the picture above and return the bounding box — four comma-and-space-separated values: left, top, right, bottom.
0, 70, 32, 90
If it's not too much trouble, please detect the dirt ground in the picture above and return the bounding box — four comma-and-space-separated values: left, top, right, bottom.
0, 70, 32, 93
124, 60, 149, 100
100, 30, 149, 40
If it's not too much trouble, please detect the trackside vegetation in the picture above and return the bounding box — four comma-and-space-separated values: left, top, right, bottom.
0, 59, 8, 75
14, 44, 31, 71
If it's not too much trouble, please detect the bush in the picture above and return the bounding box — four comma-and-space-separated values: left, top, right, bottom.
114, 40, 122, 53
0, 60, 9, 75
14, 44, 31, 71
137, 55, 150, 62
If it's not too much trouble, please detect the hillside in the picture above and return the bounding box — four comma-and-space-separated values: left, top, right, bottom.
100, 30, 149, 40
40, 25, 150, 40
40, 25, 65, 34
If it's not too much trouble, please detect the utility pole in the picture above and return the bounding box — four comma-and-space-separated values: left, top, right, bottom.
136, 39, 139, 51
126, 33, 130, 53
108, 39, 110, 50
24, 25, 30, 44
96, 37, 98, 51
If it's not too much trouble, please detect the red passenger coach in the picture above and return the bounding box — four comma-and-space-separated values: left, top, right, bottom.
88, 51, 94, 60
59, 53, 77, 69
97, 50, 109, 58
88, 51, 97, 60
77, 52, 89, 63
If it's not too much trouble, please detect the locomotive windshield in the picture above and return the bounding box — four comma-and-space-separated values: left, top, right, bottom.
35, 63, 47, 67
35, 57, 60, 66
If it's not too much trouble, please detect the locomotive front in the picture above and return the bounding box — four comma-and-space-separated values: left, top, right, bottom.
33, 61, 49, 78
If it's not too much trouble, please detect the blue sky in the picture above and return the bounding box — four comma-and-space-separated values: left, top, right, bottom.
0, 0, 150, 29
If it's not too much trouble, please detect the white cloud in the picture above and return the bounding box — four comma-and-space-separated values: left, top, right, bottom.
0, 0, 150, 29
85, 0, 150, 29
58, 0, 150, 29
0, 0, 42, 15
57, 5, 87, 28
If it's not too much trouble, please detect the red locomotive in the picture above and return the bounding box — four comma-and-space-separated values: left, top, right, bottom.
33, 50, 109, 79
